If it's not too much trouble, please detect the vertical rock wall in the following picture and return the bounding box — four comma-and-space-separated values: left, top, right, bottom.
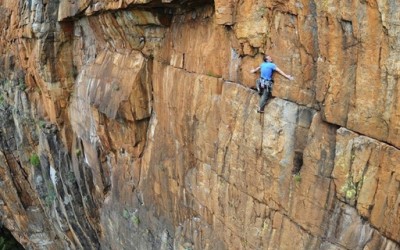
0, 0, 399, 249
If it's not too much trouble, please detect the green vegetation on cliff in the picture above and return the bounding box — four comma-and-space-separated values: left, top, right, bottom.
0, 227, 24, 250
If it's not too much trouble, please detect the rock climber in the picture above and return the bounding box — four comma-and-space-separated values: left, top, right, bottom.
250, 54, 294, 113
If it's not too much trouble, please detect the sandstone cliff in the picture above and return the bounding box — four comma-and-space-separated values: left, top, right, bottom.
0, 0, 399, 249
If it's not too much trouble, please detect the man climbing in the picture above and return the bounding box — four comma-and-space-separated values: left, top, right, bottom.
250, 55, 294, 113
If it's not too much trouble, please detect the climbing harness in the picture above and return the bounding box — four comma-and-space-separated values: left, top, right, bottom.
257, 78, 274, 95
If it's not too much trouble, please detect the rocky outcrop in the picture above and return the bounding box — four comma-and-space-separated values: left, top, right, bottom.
0, 0, 399, 249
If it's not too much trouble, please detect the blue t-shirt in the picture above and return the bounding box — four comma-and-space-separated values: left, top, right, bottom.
260, 62, 276, 80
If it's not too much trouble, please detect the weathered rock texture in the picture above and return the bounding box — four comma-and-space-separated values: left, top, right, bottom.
0, 0, 399, 249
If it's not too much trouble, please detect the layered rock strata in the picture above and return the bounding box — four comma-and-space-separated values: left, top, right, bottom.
0, 0, 399, 249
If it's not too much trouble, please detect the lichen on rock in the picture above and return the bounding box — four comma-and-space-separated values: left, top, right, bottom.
0, 0, 399, 249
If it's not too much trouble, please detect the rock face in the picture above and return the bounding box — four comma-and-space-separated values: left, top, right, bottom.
0, 0, 399, 249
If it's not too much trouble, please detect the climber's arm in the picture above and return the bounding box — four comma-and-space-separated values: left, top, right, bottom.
250, 67, 260, 73
275, 67, 294, 80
